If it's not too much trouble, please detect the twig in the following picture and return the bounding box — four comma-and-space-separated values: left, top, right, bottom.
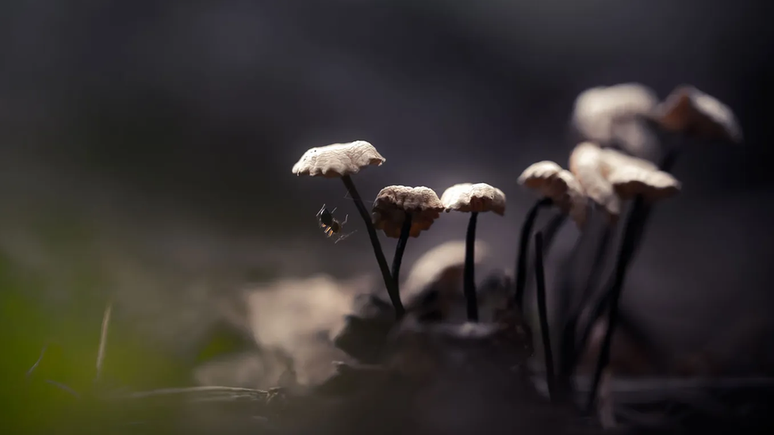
26, 343, 49, 378
95, 301, 113, 383
111, 386, 271, 402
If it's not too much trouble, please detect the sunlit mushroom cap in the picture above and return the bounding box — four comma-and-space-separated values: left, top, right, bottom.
569, 142, 621, 219
292, 140, 386, 178
607, 165, 681, 201
518, 161, 588, 227
372, 185, 445, 238
440, 183, 506, 216
571, 83, 661, 160
654, 85, 742, 143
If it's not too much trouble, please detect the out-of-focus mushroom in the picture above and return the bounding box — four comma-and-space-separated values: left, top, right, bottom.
607, 165, 681, 202
569, 142, 621, 221
441, 183, 506, 322
599, 148, 681, 202
292, 140, 404, 318
571, 83, 662, 161
654, 85, 742, 144
401, 240, 491, 323
372, 185, 445, 299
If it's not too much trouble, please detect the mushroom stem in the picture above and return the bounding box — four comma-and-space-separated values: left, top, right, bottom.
341, 175, 404, 319
464, 211, 480, 322
514, 197, 553, 310
558, 225, 614, 384
583, 135, 685, 409
584, 195, 646, 413
391, 212, 413, 295
534, 232, 556, 401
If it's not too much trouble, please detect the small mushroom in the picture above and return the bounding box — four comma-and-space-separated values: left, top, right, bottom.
606, 165, 681, 202
372, 185, 444, 300
654, 85, 742, 144
569, 142, 621, 221
513, 161, 588, 310
292, 140, 404, 318
440, 183, 506, 322
598, 148, 681, 202
571, 83, 661, 161
518, 160, 588, 227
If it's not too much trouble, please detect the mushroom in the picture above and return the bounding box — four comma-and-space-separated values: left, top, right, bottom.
600, 148, 681, 202
513, 161, 588, 310
569, 142, 621, 221
292, 140, 404, 318
654, 85, 742, 144
372, 185, 444, 299
440, 183, 506, 322
518, 160, 588, 227
571, 83, 662, 161
401, 240, 491, 323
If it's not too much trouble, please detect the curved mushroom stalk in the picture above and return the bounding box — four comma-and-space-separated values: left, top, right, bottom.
516, 160, 589, 311
342, 175, 404, 319
514, 197, 552, 310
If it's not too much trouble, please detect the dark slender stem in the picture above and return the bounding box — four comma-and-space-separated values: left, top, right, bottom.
391, 213, 413, 294
560, 226, 614, 377
524, 213, 568, 290
571, 141, 685, 403
540, 213, 568, 257
585, 196, 646, 413
341, 175, 404, 319
464, 211, 479, 322
534, 232, 556, 401
514, 197, 553, 310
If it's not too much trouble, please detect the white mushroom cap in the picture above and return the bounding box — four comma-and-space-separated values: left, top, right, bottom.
292, 140, 386, 178
607, 165, 681, 202
440, 183, 506, 216
517, 161, 588, 227
569, 142, 621, 220
571, 83, 661, 160
654, 85, 742, 143
371, 185, 445, 238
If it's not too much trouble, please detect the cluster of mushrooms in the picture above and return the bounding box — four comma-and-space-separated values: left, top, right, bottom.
291, 83, 741, 413
292, 140, 505, 322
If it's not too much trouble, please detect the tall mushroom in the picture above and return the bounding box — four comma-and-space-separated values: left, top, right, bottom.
583, 152, 682, 412
514, 161, 588, 310
440, 183, 506, 322
372, 185, 444, 299
292, 140, 404, 318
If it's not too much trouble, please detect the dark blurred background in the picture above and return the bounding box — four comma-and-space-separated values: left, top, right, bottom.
1, 0, 773, 420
